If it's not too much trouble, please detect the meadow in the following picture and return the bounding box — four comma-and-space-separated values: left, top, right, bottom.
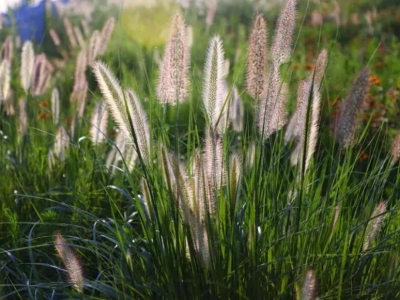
1, 0, 400, 299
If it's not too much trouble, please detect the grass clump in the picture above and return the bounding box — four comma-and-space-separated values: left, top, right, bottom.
1, 1, 400, 299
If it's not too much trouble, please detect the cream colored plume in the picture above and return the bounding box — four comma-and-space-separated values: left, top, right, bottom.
20, 41, 35, 94
54, 126, 70, 161
51, 88, 60, 125
0, 59, 10, 102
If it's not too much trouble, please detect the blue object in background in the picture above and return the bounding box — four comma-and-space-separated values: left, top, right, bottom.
14, 0, 46, 43
1, 0, 71, 44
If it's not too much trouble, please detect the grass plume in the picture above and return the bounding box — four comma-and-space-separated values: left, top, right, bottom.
20, 41, 35, 94
54, 232, 84, 293
156, 12, 190, 105
334, 67, 370, 148
246, 13, 267, 100
203, 35, 228, 134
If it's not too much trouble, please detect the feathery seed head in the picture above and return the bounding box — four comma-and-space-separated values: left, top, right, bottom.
0, 59, 10, 102
18, 98, 28, 137
31, 54, 52, 96
203, 35, 228, 134
124, 89, 151, 165
390, 131, 400, 165
271, 0, 296, 66
51, 88, 60, 125
258, 65, 288, 139
90, 101, 109, 144
20, 41, 35, 94
49, 29, 61, 47
73, 26, 86, 48
246, 13, 267, 99
229, 86, 244, 132
363, 201, 387, 251
140, 178, 153, 220
156, 12, 190, 105
334, 67, 369, 148
63, 17, 77, 47
88, 30, 100, 64
98, 17, 115, 55
1, 36, 13, 62
93, 61, 151, 166
55, 232, 84, 293
54, 126, 70, 161
73, 49, 88, 94
301, 269, 318, 300
313, 49, 328, 90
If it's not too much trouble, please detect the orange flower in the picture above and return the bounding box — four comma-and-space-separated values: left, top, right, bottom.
369, 75, 381, 85
39, 100, 49, 108
37, 113, 50, 120
359, 151, 369, 161
306, 63, 314, 70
